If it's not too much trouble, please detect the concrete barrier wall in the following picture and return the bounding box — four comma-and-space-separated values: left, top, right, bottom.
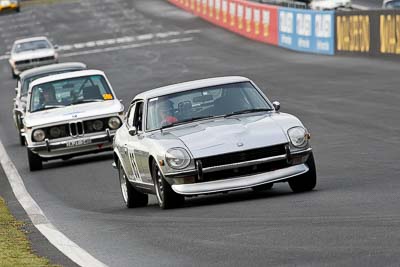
169, 0, 400, 57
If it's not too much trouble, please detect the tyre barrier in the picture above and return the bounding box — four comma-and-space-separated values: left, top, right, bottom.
168, 0, 400, 57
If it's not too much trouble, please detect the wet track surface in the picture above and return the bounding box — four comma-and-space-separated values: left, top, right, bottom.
1, 0, 400, 266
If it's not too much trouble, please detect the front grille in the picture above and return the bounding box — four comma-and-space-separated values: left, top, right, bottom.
69, 121, 84, 137
38, 56, 55, 62
15, 56, 55, 65
41, 117, 118, 140
15, 60, 30, 65
198, 144, 287, 169
202, 159, 290, 182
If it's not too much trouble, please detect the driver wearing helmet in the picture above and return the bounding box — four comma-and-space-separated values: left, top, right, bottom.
158, 99, 177, 127
36, 84, 59, 110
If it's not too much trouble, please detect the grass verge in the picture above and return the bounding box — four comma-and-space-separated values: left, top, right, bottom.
0, 197, 58, 267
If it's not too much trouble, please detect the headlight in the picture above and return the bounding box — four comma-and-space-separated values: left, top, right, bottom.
92, 120, 104, 131
32, 129, 46, 142
49, 127, 61, 138
165, 148, 191, 169
108, 117, 121, 130
287, 127, 308, 148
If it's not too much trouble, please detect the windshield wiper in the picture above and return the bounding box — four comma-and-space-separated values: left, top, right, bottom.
32, 105, 64, 112
224, 108, 273, 118
71, 99, 104, 105
161, 115, 218, 130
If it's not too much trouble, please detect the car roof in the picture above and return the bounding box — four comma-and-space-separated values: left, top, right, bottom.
13, 36, 50, 45
134, 76, 251, 100
19, 62, 87, 80
29, 69, 106, 89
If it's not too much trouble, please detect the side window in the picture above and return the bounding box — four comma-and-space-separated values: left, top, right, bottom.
127, 104, 136, 127
133, 102, 144, 132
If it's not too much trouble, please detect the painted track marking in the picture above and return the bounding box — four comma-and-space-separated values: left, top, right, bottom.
0, 140, 107, 267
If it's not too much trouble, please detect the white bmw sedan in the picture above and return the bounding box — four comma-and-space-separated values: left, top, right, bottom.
24, 70, 124, 171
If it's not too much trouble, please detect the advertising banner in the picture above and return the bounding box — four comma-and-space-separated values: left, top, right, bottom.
278, 7, 334, 55
168, 0, 278, 45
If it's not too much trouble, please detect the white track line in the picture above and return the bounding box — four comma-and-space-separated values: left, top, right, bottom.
60, 37, 194, 58
0, 140, 107, 267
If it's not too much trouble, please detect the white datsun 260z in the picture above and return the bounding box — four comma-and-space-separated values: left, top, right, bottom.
24, 70, 124, 171
113, 76, 316, 209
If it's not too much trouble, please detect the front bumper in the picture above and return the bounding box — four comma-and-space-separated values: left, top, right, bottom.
13, 59, 57, 74
167, 147, 312, 195
172, 164, 309, 195
28, 132, 114, 159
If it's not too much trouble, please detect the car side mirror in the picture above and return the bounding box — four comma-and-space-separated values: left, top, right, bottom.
272, 101, 281, 111
128, 126, 137, 136
54, 45, 59, 50
15, 88, 18, 95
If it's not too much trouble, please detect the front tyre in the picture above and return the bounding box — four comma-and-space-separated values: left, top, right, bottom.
288, 152, 317, 193
152, 160, 184, 209
27, 149, 42, 171
118, 162, 148, 208
11, 67, 17, 79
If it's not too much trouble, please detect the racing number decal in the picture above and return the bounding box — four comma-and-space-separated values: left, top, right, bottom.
128, 151, 142, 182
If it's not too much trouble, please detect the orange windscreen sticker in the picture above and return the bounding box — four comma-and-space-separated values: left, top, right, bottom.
103, 94, 113, 100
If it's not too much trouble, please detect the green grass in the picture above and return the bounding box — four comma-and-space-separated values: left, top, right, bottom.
0, 197, 58, 267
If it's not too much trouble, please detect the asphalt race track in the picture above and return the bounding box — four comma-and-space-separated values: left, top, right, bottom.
1, 0, 400, 266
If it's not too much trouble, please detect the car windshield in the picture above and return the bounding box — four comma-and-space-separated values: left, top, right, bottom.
21, 68, 85, 96
146, 81, 272, 131
30, 75, 114, 113
385, 0, 400, 8
14, 40, 51, 53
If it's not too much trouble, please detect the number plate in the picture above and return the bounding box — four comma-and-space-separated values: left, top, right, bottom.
66, 138, 92, 147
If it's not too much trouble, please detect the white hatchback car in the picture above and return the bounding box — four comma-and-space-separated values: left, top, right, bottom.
24, 70, 124, 171
8, 36, 58, 78
310, 0, 352, 10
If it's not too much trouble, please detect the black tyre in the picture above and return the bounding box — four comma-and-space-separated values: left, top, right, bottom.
152, 160, 184, 209
118, 161, 148, 208
16, 114, 25, 146
11, 67, 17, 79
19, 134, 25, 146
27, 149, 42, 171
288, 152, 317, 193
252, 183, 273, 192
16, 7, 20, 12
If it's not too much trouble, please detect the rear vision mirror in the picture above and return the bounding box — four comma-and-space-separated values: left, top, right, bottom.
193, 95, 213, 103
272, 101, 281, 111
128, 126, 137, 136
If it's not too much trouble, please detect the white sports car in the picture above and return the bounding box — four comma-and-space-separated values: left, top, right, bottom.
113, 76, 316, 209
8, 36, 58, 78
24, 70, 124, 171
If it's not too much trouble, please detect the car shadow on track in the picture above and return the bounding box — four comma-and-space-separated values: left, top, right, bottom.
182, 188, 320, 209
40, 153, 114, 170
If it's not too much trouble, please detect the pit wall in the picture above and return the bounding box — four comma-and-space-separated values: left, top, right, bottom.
168, 0, 400, 57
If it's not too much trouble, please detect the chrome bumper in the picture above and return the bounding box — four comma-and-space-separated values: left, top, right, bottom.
28, 133, 114, 153
171, 164, 309, 195
14, 59, 57, 74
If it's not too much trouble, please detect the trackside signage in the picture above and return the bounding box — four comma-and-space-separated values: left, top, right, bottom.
169, 0, 278, 45
278, 8, 334, 55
